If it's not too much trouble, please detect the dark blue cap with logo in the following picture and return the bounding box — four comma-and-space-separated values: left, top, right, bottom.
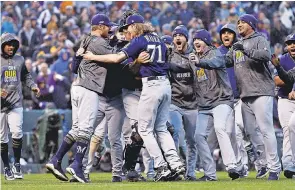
91, 14, 114, 27
285, 33, 295, 44
161, 35, 173, 45
172, 25, 188, 41
126, 15, 145, 26
193, 29, 212, 46
238, 14, 257, 30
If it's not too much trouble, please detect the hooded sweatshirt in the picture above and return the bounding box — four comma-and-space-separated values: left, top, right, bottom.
1, 33, 37, 112
195, 46, 234, 110
225, 32, 274, 98
168, 45, 198, 109
50, 49, 71, 75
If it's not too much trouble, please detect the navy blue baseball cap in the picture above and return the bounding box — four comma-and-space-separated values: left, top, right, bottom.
91, 14, 114, 27
285, 33, 295, 44
161, 35, 173, 45
238, 14, 257, 30
126, 15, 145, 26
172, 25, 188, 41
193, 29, 212, 46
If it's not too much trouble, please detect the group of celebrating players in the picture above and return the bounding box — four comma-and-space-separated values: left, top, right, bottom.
1, 9, 295, 183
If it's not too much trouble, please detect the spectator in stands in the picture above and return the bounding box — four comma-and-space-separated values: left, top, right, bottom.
270, 14, 289, 47
37, 1, 60, 34
52, 72, 71, 109
159, 7, 177, 26
18, 18, 40, 59
143, 7, 160, 33
273, 43, 283, 57
178, 1, 194, 26
162, 23, 172, 36
46, 14, 59, 35
218, 1, 230, 21
50, 48, 71, 75
32, 53, 46, 76
257, 19, 270, 41
31, 16, 42, 44
68, 25, 81, 44
1, 12, 17, 34
33, 35, 56, 65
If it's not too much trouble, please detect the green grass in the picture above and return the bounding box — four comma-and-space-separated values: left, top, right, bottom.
1, 172, 295, 190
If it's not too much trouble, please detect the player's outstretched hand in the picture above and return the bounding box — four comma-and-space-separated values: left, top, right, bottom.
83, 51, 95, 60
189, 53, 199, 64
1, 88, 8, 98
32, 87, 40, 98
137, 51, 150, 64
271, 54, 280, 67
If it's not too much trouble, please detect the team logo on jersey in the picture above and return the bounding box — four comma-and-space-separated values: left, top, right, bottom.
235, 51, 246, 64
77, 146, 87, 154
196, 68, 208, 82
1, 66, 18, 84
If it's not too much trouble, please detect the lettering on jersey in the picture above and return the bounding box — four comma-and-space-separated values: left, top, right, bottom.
144, 35, 161, 43
235, 51, 246, 64
196, 68, 208, 82
176, 72, 191, 79
1, 66, 18, 84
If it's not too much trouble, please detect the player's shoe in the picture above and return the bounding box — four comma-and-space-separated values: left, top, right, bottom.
256, 167, 269, 179
284, 165, 295, 179
70, 173, 90, 183
185, 175, 197, 181
268, 172, 280, 180
112, 176, 122, 182
238, 165, 249, 178
228, 168, 240, 180
126, 169, 140, 182
12, 163, 23, 179
197, 175, 217, 181
66, 161, 87, 183
171, 165, 186, 176
138, 173, 147, 181
46, 157, 68, 181
154, 165, 171, 182
4, 167, 15, 181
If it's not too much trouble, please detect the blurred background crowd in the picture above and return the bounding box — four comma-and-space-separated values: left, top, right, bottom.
1, 1, 295, 110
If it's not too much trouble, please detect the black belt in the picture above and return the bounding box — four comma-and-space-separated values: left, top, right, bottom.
147, 75, 167, 81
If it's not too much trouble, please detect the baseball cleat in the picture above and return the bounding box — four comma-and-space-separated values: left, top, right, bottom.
46, 157, 68, 181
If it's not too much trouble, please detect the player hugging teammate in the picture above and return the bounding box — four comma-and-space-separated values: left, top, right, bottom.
4, 10, 294, 183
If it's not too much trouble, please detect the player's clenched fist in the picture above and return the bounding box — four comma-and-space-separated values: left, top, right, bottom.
32, 87, 40, 98
1, 88, 8, 98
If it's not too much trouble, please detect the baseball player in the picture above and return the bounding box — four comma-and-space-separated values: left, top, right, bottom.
83, 14, 185, 182
190, 29, 243, 181
47, 14, 125, 183
218, 23, 268, 178
271, 33, 295, 178
225, 14, 281, 180
167, 25, 198, 181
1, 33, 40, 180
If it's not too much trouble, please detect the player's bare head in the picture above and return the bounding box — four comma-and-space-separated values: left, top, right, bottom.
91, 14, 113, 38
220, 24, 237, 48
172, 25, 188, 53
193, 29, 212, 54
237, 14, 257, 37
285, 34, 295, 58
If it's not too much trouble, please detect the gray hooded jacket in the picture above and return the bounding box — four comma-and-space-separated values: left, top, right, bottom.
1, 33, 37, 112
168, 45, 198, 110
195, 47, 234, 110
225, 32, 274, 98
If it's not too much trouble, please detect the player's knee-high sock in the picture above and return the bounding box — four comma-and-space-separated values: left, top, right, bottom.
12, 138, 22, 164
74, 140, 88, 165
1, 143, 10, 168
55, 134, 75, 162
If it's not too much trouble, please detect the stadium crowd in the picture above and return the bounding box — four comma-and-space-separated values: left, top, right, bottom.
1, 1, 295, 110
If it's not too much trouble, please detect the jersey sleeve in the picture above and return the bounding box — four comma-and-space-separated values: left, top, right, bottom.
87, 37, 116, 55
121, 37, 146, 60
